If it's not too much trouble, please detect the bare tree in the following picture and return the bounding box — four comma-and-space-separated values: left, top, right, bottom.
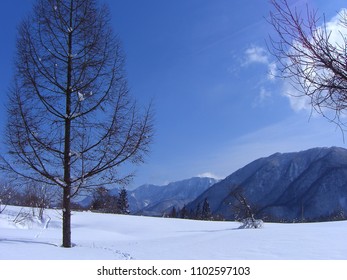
0, 0, 153, 247
23, 183, 58, 221
0, 182, 14, 214
230, 190, 262, 229
90, 186, 117, 213
269, 0, 347, 128
230, 191, 256, 221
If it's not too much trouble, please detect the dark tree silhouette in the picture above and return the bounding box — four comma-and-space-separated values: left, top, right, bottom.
0, 0, 153, 247
230, 190, 262, 228
117, 187, 129, 214
231, 191, 256, 222
195, 203, 202, 220
201, 198, 211, 220
169, 206, 177, 218
91, 187, 117, 213
179, 204, 188, 219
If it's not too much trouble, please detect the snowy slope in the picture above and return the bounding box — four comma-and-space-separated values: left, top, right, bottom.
0, 205, 346, 260
189, 147, 347, 222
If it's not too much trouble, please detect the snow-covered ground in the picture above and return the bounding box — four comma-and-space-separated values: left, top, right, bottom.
0, 205, 346, 260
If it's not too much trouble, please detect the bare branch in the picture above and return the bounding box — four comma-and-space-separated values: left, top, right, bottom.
269, 0, 347, 129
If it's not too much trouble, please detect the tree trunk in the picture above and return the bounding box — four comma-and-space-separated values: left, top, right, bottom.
62, 100, 72, 248
62, 185, 71, 247
62, 0, 73, 248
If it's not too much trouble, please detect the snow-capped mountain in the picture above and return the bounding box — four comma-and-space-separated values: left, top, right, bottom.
188, 147, 347, 222
76, 176, 218, 216
129, 177, 219, 216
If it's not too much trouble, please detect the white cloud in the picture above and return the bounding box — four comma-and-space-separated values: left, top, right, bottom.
324, 9, 347, 47
243, 46, 269, 65
196, 172, 223, 180
243, 46, 277, 83
282, 81, 312, 112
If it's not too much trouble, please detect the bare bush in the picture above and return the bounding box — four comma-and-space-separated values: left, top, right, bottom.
0, 182, 16, 214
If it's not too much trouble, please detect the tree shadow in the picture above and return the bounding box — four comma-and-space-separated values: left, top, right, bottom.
0, 238, 58, 247
176, 227, 239, 233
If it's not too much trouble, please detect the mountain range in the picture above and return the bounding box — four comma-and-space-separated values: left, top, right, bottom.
77, 146, 347, 222
127, 177, 218, 216
77, 176, 218, 216
187, 146, 347, 222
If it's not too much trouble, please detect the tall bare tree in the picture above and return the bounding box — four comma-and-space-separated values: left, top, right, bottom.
0, 0, 153, 247
269, 0, 347, 128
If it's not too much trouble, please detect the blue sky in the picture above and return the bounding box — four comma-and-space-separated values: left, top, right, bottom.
1, 0, 347, 187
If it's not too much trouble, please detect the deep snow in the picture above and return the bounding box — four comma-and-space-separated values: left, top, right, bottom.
0, 205, 346, 260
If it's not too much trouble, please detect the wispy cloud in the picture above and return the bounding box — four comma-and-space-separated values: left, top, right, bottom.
242, 45, 277, 106
252, 86, 272, 107
243, 46, 269, 65
267, 62, 277, 81
242, 46, 276, 82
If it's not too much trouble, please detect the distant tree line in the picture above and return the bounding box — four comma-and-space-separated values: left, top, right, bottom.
0, 180, 130, 216
166, 198, 225, 221
166, 194, 260, 222
2, 179, 346, 223
0, 180, 59, 220
89, 187, 130, 215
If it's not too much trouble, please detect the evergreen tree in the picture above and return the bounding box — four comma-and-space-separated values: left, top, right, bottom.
188, 209, 195, 220
195, 203, 201, 220
201, 198, 212, 220
117, 188, 130, 214
170, 206, 177, 218
180, 205, 188, 219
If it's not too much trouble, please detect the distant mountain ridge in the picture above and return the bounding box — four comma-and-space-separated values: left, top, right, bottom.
188, 147, 347, 222
129, 177, 219, 216
77, 176, 218, 216
78, 146, 347, 222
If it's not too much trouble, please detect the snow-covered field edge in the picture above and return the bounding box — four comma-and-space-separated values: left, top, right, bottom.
1, 205, 347, 260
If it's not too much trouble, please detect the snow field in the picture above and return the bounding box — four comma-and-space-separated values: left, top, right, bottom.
0, 205, 347, 260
